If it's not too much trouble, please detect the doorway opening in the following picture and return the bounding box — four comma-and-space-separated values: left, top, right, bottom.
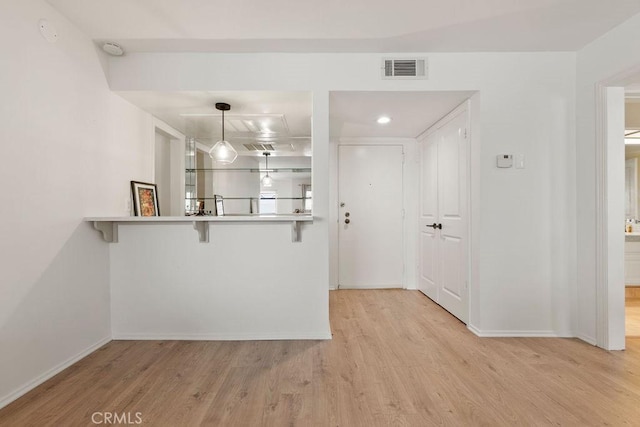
624, 95, 640, 338
597, 70, 640, 350
328, 91, 477, 325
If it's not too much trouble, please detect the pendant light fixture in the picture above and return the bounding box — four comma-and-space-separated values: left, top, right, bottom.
208, 102, 238, 164
261, 152, 273, 187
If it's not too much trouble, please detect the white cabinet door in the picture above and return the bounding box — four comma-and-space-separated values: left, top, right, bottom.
338, 145, 404, 288
418, 106, 469, 324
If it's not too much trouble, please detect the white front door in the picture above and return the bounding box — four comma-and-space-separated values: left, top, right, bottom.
338, 145, 404, 288
419, 106, 469, 323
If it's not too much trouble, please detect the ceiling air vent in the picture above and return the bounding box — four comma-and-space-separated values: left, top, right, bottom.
243, 143, 275, 152
382, 58, 427, 80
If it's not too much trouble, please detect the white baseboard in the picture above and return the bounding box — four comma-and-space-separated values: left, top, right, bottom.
0, 336, 111, 410
113, 331, 333, 341
576, 333, 597, 346
467, 325, 561, 338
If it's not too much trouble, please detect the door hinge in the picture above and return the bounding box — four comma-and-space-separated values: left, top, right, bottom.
464, 128, 468, 139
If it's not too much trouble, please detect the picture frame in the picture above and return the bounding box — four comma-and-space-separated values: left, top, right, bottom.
214, 194, 224, 216
131, 181, 160, 217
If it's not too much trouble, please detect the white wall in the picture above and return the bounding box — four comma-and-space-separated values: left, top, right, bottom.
576, 13, 640, 344
107, 51, 576, 337
110, 222, 329, 339
0, 1, 153, 408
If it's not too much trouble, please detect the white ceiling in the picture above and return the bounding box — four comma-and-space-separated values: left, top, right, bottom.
117, 91, 312, 141
330, 91, 474, 138
118, 90, 472, 153
47, 0, 640, 52
119, 91, 313, 156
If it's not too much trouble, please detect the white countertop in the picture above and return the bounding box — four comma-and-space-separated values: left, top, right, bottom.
85, 215, 313, 222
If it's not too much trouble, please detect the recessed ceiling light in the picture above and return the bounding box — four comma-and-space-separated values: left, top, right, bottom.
376, 116, 391, 124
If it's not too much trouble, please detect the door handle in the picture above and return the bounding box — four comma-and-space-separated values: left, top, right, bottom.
345, 218, 350, 224
426, 223, 443, 229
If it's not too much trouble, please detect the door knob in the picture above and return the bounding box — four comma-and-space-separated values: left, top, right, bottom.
437, 223, 442, 229
345, 212, 350, 217
345, 218, 350, 224
427, 223, 437, 229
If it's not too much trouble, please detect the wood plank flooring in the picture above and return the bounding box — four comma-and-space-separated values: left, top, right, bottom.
627, 293, 640, 337
2, 289, 640, 426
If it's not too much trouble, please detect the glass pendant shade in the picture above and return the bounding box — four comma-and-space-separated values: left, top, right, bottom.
208, 102, 237, 164
261, 151, 273, 187
209, 140, 237, 164
261, 173, 273, 187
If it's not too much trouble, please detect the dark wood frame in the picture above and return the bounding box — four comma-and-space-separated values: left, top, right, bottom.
131, 181, 160, 216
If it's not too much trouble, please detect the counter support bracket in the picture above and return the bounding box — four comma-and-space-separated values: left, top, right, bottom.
93, 221, 118, 243
193, 221, 209, 243
292, 221, 300, 243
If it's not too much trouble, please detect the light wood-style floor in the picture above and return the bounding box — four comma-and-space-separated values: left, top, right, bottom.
2, 290, 640, 426
627, 293, 640, 337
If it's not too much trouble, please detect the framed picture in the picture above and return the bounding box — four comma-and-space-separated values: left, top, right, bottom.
214, 194, 224, 216
131, 181, 160, 216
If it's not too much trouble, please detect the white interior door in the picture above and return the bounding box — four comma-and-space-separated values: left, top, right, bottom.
437, 111, 469, 323
418, 134, 439, 300
338, 145, 404, 288
418, 106, 469, 324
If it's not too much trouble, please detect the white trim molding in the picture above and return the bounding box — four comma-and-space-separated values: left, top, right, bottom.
595, 85, 626, 350
467, 325, 563, 338
112, 332, 333, 341
595, 83, 609, 349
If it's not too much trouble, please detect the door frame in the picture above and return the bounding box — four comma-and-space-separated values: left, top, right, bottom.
417, 100, 472, 324
331, 139, 416, 290
595, 65, 640, 350
337, 143, 406, 289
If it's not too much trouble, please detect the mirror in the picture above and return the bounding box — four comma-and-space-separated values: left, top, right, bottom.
183, 91, 312, 215
186, 147, 311, 215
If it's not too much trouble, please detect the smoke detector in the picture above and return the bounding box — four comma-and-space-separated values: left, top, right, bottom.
102, 42, 124, 56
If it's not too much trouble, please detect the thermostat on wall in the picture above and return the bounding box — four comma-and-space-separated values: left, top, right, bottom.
497, 154, 513, 168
